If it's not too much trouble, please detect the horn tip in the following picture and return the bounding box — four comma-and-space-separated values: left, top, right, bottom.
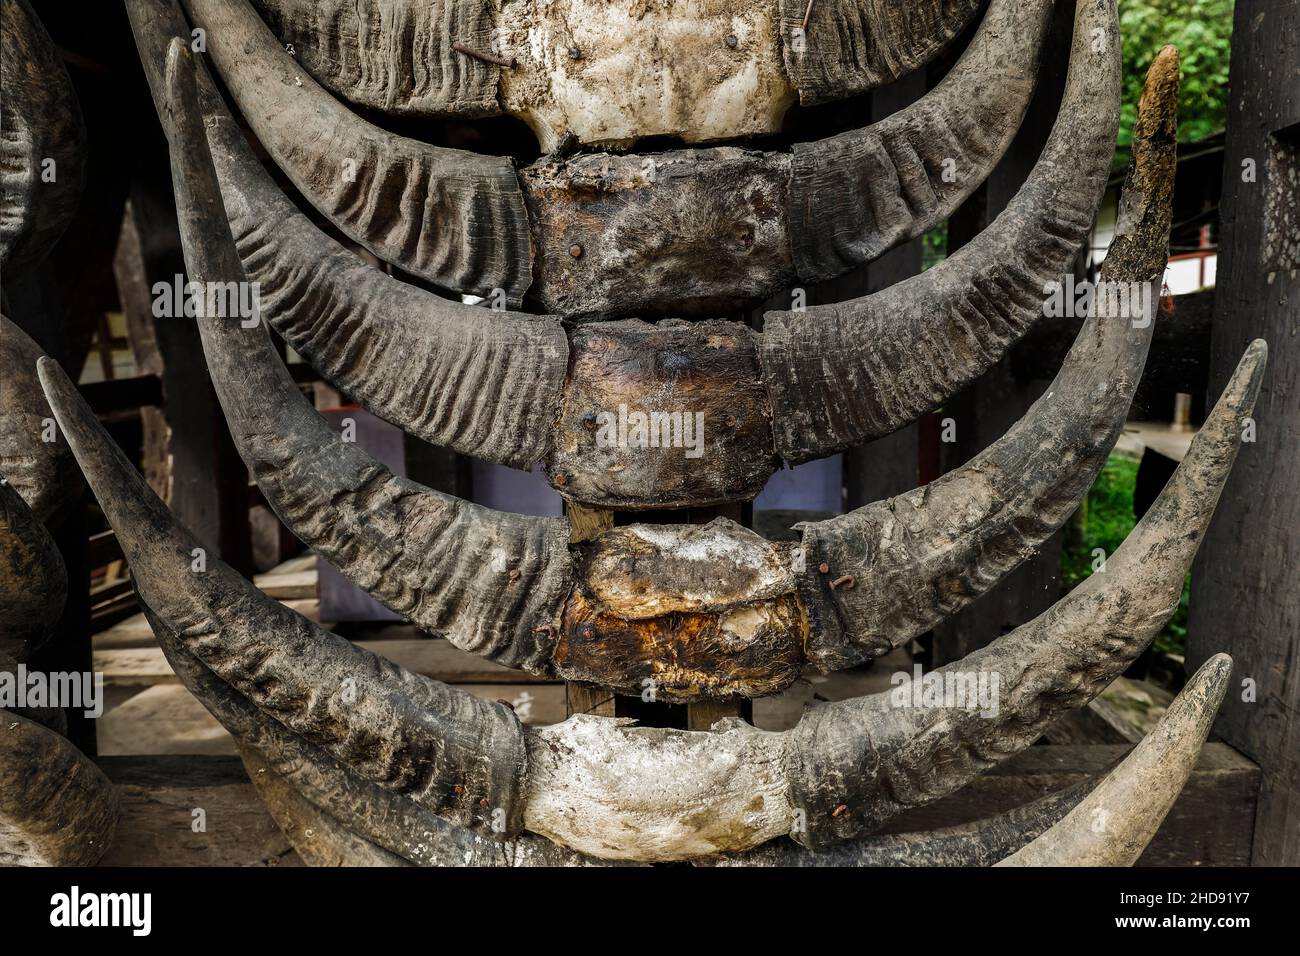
35, 355, 71, 404
1187, 652, 1233, 710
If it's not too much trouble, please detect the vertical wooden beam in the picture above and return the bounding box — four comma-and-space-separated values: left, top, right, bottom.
121, 176, 253, 576
1187, 0, 1300, 866
932, 1, 1076, 665
564, 502, 616, 719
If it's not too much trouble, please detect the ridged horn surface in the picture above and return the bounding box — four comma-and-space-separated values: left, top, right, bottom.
780, 0, 987, 105
1, 314, 83, 522
998, 653, 1233, 867
0, 480, 66, 662
797, 45, 1182, 670
789, 0, 1055, 281
169, 619, 1095, 867
786, 340, 1267, 850
0, 0, 86, 277
174, 0, 1050, 318
522, 0, 1054, 317
178, 0, 532, 304
123, 0, 568, 470
146, 37, 570, 671
520, 339, 1265, 860
762, 0, 1122, 463
156, 628, 597, 866
248, 0, 988, 147
37, 348, 529, 835
0, 711, 119, 866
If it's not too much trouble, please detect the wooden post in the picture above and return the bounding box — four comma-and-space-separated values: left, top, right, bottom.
117, 176, 254, 577
1187, 0, 1300, 866
932, 1, 1075, 665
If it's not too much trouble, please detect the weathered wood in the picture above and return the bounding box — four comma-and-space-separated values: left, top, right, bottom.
1187, 0, 1300, 867
932, 0, 1075, 665
90, 745, 1259, 866
550, 320, 778, 509
564, 503, 616, 719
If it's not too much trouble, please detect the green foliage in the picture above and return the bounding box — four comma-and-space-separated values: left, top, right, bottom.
1061, 454, 1189, 655
1118, 0, 1235, 148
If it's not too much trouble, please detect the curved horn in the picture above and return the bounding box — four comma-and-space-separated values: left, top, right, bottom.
0, 0, 86, 277
798, 45, 1183, 670
179, 0, 532, 304
0, 711, 119, 866
0, 480, 67, 662
124, 0, 567, 469
998, 653, 1234, 867
156, 630, 600, 866
521, 339, 1266, 860
785, 339, 1267, 850
36, 350, 529, 835
763, 0, 1122, 463
789, 0, 1055, 280
175, 0, 1053, 317
721, 776, 1099, 867
1, 314, 83, 523
246, 0, 987, 147
170, 615, 1095, 868
148, 37, 571, 671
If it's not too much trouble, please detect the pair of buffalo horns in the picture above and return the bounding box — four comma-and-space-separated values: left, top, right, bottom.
128, 0, 1165, 703
42, 37, 1268, 860
39, 277, 1261, 858
179, 0, 1053, 315
159, 0, 1108, 511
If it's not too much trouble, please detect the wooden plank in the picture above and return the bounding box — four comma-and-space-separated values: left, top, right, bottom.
932, 0, 1075, 666
1187, 0, 1300, 866
883, 743, 1260, 867
97, 638, 556, 687
91, 745, 1259, 866
98, 681, 566, 757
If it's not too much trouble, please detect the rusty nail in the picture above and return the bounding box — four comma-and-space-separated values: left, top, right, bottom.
452, 41, 516, 69
480, 798, 489, 807
568, 46, 581, 60
508, 568, 521, 582
725, 34, 738, 48
568, 243, 584, 259
723, 413, 738, 428
581, 412, 597, 430
832, 803, 848, 817
818, 562, 830, 574
829, 574, 856, 591
454, 784, 465, 795
801, 0, 815, 32
553, 472, 568, 486
581, 624, 597, 640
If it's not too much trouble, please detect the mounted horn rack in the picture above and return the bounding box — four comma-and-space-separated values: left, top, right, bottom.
0, 0, 1294, 877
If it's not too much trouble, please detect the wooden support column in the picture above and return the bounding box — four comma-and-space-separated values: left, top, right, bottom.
932, 1, 1075, 665
115, 175, 254, 577
1187, 0, 1300, 866
564, 503, 616, 719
